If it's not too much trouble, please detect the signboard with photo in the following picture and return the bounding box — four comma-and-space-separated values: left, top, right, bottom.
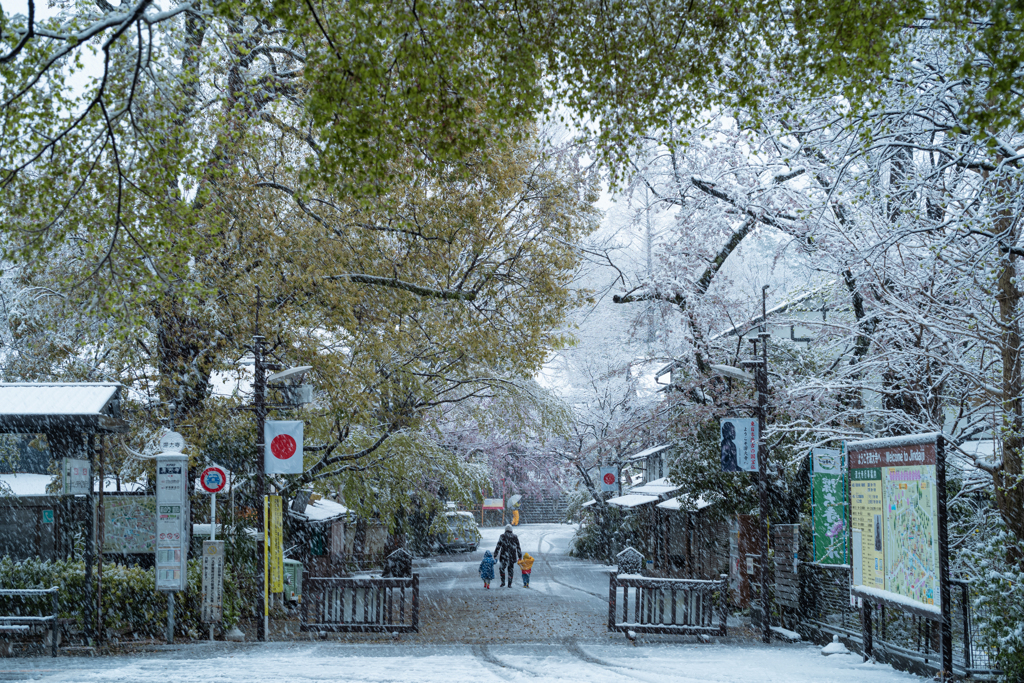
720, 418, 758, 472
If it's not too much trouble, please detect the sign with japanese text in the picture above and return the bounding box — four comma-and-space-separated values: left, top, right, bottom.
61, 458, 90, 496
266, 495, 284, 593
811, 447, 847, 565
155, 453, 189, 592
104, 496, 157, 553
202, 541, 225, 622
720, 418, 758, 472
848, 435, 943, 609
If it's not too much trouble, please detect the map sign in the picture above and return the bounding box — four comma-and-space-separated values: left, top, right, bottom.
883, 465, 940, 606
811, 447, 847, 565
103, 496, 157, 553
848, 435, 943, 610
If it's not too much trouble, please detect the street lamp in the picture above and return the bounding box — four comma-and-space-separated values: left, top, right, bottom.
711, 286, 773, 645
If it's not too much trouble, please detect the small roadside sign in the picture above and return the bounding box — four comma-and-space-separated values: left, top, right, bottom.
202, 541, 225, 623
61, 458, 91, 496
199, 466, 228, 494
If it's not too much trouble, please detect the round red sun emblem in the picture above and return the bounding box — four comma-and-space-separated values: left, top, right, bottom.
271, 434, 297, 459
602, 472, 616, 485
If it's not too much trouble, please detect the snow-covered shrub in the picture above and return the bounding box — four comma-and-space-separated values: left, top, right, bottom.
0, 556, 241, 638
966, 530, 1024, 681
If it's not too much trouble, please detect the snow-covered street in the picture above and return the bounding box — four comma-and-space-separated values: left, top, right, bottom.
0, 640, 929, 683
0, 524, 926, 682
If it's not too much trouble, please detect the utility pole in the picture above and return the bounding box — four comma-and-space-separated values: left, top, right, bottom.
753, 286, 772, 644
254, 333, 267, 642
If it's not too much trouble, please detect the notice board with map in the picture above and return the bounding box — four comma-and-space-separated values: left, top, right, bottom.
103, 495, 157, 554
847, 433, 948, 616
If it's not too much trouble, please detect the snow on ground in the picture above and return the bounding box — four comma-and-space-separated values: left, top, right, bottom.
0, 523, 926, 681
0, 641, 923, 682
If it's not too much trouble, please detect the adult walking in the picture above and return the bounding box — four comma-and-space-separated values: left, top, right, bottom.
494, 525, 522, 587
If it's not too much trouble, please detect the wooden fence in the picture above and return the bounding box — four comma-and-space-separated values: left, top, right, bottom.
300, 574, 419, 634
608, 573, 728, 636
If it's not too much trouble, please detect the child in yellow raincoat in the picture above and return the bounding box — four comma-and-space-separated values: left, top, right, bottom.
516, 553, 535, 587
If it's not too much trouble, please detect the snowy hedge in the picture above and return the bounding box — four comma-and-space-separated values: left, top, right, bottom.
967, 531, 1024, 682
0, 557, 242, 639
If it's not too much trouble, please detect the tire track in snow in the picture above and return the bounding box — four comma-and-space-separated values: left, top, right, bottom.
537, 532, 608, 602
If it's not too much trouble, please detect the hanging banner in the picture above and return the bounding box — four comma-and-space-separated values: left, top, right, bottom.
848, 434, 944, 610
264, 421, 304, 474
811, 447, 847, 565
599, 466, 618, 491
720, 418, 758, 472
267, 495, 284, 593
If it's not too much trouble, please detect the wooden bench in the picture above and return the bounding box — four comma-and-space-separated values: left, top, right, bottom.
0, 588, 59, 657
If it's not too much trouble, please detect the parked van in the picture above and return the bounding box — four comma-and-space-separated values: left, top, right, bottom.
440, 511, 481, 553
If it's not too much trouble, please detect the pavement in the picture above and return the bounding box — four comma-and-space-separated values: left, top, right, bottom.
414, 524, 614, 643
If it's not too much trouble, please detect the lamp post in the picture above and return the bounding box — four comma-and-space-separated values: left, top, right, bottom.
714, 286, 773, 644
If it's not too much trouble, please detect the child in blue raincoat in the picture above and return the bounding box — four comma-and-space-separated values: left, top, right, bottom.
479, 550, 496, 589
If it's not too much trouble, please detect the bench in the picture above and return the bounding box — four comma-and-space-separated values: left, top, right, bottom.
0, 588, 59, 657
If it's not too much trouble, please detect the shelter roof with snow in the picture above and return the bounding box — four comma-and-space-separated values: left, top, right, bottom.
0, 383, 128, 434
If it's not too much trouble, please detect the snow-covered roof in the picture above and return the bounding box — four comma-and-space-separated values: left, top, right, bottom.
628, 477, 680, 496
0, 473, 53, 496
606, 494, 659, 508
0, 473, 145, 496
0, 383, 128, 433
846, 432, 942, 451
289, 497, 349, 523
626, 444, 671, 462
657, 495, 713, 512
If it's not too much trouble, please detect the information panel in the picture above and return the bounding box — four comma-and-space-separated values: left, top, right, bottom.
103, 496, 157, 553
202, 540, 225, 623
811, 447, 847, 565
156, 454, 189, 592
848, 435, 943, 609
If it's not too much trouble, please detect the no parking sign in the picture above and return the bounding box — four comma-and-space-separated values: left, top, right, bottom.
200, 466, 227, 494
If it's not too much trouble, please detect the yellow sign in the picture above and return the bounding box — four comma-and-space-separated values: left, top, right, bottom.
267, 495, 284, 593
851, 468, 884, 590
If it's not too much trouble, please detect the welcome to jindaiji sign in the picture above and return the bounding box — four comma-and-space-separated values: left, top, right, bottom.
847, 433, 948, 613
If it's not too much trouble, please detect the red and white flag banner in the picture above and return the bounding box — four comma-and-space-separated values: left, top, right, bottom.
264, 421, 304, 474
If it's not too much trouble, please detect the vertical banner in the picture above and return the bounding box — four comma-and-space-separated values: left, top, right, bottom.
268, 495, 284, 593
201, 541, 225, 622
155, 453, 189, 592
599, 466, 618, 491
264, 421, 304, 474
811, 447, 847, 565
720, 418, 759, 472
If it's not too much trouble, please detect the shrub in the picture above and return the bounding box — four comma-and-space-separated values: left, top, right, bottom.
966, 530, 1024, 682
0, 556, 242, 639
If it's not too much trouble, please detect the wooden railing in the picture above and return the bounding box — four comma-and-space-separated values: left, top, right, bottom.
0, 587, 59, 657
608, 573, 728, 636
300, 574, 419, 634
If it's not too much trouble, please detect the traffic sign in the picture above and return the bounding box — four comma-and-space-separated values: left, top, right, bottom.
200, 466, 228, 494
